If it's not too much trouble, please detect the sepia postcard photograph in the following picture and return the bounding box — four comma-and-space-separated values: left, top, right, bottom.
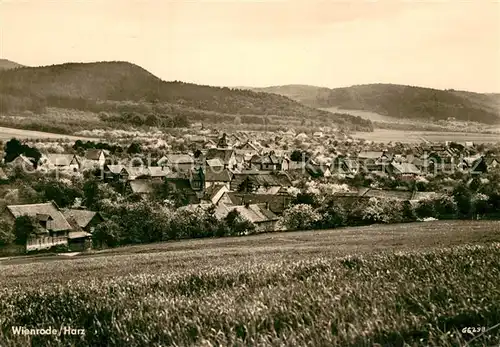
0, 0, 499, 346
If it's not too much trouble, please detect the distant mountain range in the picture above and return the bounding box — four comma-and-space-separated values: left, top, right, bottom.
0, 59, 25, 70
0, 61, 373, 132
250, 84, 500, 125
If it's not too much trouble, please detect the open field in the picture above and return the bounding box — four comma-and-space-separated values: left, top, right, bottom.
322, 107, 396, 123
353, 129, 500, 143
0, 126, 99, 141
1, 220, 500, 346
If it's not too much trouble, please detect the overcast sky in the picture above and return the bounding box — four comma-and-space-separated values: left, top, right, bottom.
1, 0, 499, 92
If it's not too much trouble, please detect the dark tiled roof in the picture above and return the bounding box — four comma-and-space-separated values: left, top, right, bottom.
231, 172, 292, 189
129, 180, 154, 194
205, 168, 233, 182
85, 149, 104, 161
206, 148, 235, 165
62, 209, 101, 228
224, 192, 292, 214
7, 202, 72, 231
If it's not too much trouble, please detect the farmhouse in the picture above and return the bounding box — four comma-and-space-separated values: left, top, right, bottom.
215, 203, 279, 233
388, 161, 422, 180
250, 153, 288, 171
205, 148, 237, 170
39, 154, 80, 172
204, 167, 233, 188
3, 202, 93, 252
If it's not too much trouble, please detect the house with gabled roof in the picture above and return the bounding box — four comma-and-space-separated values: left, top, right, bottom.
3, 201, 93, 252
485, 156, 500, 171
231, 171, 293, 193
305, 163, 331, 178
331, 157, 360, 177
62, 209, 105, 233
201, 184, 229, 205
387, 161, 422, 180
215, 203, 279, 233
205, 148, 237, 170
39, 153, 80, 172
461, 156, 488, 175
84, 149, 107, 167
8, 154, 36, 171
147, 166, 171, 181
250, 152, 289, 171
158, 154, 194, 172
204, 167, 233, 188
62, 208, 104, 251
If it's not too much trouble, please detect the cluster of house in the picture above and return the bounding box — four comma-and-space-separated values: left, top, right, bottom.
334, 145, 499, 179
1, 132, 498, 253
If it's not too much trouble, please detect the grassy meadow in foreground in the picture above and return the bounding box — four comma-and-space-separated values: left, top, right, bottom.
0, 221, 500, 347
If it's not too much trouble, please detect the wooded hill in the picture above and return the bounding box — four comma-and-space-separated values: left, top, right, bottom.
0, 61, 373, 132
253, 83, 500, 125
0, 59, 25, 70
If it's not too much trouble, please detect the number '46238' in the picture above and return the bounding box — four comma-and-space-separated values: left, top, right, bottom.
462, 327, 486, 335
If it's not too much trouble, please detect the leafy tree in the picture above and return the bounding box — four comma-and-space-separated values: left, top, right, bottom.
217, 133, 228, 148
83, 179, 100, 210
4, 139, 23, 163
415, 199, 436, 219
453, 183, 473, 218
193, 149, 203, 158
0, 220, 14, 246
281, 204, 320, 231
13, 216, 41, 246
316, 199, 346, 229
3, 138, 42, 167
173, 114, 189, 128
290, 150, 303, 162
33, 180, 82, 208
92, 218, 122, 248
294, 193, 318, 207
127, 142, 142, 154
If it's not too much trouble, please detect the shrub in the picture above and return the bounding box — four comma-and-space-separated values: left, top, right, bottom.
316, 199, 347, 229
224, 210, 255, 236
281, 204, 321, 231
92, 218, 123, 248
0, 220, 14, 246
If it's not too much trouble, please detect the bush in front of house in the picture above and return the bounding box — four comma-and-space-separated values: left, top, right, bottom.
315, 198, 347, 229
91, 200, 260, 248
0, 219, 15, 246
280, 204, 321, 231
